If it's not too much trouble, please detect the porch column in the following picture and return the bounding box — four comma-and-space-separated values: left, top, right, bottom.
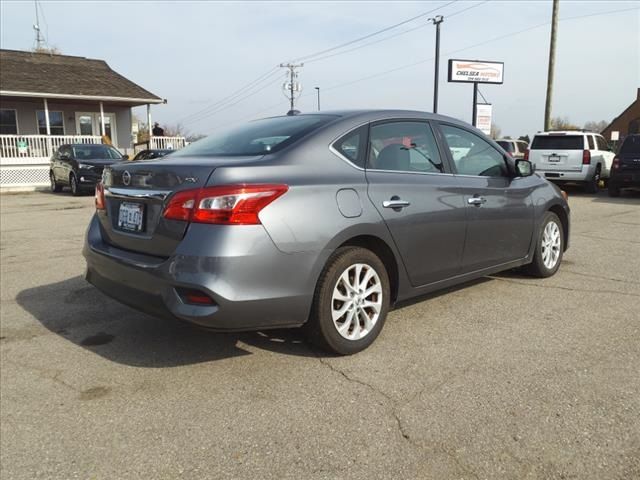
43, 98, 51, 135
43, 98, 52, 157
99, 101, 106, 137
147, 103, 152, 149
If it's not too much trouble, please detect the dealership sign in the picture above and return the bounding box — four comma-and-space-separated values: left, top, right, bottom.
448, 59, 504, 84
475, 104, 493, 135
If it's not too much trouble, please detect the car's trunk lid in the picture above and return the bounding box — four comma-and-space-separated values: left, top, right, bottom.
98, 155, 263, 257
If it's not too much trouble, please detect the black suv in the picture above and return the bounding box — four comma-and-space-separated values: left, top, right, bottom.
608, 134, 640, 197
50, 144, 126, 195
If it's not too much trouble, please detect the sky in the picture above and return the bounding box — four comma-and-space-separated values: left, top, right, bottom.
1, 0, 638, 139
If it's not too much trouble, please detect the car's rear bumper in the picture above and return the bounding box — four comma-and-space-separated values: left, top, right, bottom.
536, 165, 595, 183
609, 171, 640, 189
83, 215, 327, 331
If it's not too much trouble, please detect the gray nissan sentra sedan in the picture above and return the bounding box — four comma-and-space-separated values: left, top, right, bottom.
84, 110, 570, 354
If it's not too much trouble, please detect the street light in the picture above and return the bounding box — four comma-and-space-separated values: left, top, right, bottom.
314, 87, 320, 111
428, 15, 444, 113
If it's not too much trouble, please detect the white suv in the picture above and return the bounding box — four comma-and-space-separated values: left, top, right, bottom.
527, 131, 615, 193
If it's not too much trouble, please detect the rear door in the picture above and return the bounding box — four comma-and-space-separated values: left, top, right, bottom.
617, 135, 640, 176
530, 134, 585, 173
595, 135, 614, 177
365, 120, 467, 286
437, 123, 535, 272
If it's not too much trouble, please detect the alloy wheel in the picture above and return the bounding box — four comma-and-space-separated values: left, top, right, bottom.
331, 263, 383, 340
541, 221, 561, 269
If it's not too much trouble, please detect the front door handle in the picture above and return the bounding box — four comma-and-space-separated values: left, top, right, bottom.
382, 198, 411, 209
467, 196, 487, 206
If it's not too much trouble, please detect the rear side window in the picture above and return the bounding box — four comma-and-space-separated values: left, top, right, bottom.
596, 136, 609, 151
587, 136, 595, 150
531, 135, 584, 150
620, 136, 640, 155
333, 126, 367, 168
497, 141, 514, 153
172, 114, 338, 157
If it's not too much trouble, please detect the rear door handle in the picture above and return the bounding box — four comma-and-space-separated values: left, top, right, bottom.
467, 196, 487, 206
382, 199, 411, 209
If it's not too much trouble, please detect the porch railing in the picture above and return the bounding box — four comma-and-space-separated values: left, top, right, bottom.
0, 134, 101, 188
150, 136, 187, 150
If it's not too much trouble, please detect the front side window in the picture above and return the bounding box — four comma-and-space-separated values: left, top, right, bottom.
172, 114, 338, 157
440, 124, 508, 177
368, 121, 443, 173
37, 111, 64, 135
0, 109, 18, 134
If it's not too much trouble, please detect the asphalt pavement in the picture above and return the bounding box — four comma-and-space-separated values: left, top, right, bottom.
1, 188, 639, 479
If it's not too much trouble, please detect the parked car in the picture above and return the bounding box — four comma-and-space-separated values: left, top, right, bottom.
50, 144, 125, 196
526, 131, 615, 193
496, 138, 529, 159
84, 110, 570, 355
132, 149, 173, 161
608, 134, 640, 197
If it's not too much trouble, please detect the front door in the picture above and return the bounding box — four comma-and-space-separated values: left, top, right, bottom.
437, 123, 535, 273
75, 112, 117, 144
365, 120, 466, 287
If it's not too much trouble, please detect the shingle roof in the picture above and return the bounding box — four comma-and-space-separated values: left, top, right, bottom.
0, 49, 162, 104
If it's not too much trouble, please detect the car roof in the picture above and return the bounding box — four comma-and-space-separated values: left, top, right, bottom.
534, 131, 599, 136
261, 109, 468, 126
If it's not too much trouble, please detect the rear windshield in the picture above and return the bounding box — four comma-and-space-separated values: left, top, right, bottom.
496, 141, 514, 152
620, 136, 640, 156
172, 115, 339, 157
72, 145, 123, 160
531, 135, 583, 150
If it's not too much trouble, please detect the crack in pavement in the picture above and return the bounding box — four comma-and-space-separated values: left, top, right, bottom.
488, 277, 639, 298
561, 270, 640, 285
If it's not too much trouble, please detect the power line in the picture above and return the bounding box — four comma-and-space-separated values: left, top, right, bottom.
292, 0, 458, 63
192, 4, 638, 129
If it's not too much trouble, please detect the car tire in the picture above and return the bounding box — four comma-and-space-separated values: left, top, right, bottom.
305, 246, 391, 355
524, 211, 564, 278
50, 171, 62, 193
584, 166, 600, 194
608, 184, 621, 197
70, 173, 81, 196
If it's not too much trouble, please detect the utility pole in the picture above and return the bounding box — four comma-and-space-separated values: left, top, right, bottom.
280, 63, 304, 113
429, 15, 444, 113
314, 87, 320, 111
544, 0, 560, 131
33, 0, 45, 50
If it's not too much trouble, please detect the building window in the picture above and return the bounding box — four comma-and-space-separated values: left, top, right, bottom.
36, 110, 65, 135
0, 109, 18, 134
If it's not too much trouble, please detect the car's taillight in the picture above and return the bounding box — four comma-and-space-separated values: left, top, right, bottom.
612, 156, 620, 171
523, 149, 529, 161
95, 182, 106, 210
582, 149, 591, 165
163, 184, 288, 225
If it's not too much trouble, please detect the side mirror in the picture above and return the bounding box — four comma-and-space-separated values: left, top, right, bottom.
515, 159, 534, 177
122, 154, 130, 161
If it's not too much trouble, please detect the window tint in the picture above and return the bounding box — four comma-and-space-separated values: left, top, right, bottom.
37, 111, 64, 135
497, 140, 514, 153
333, 126, 367, 168
441, 125, 508, 177
531, 135, 583, 150
71, 145, 123, 160
368, 121, 443, 173
0, 109, 17, 134
596, 136, 608, 151
587, 135, 595, 150
620, 135, 640, 155
172, 115, 338, 157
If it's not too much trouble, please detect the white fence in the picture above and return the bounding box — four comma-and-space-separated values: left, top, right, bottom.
0, 135, 186, 189
0, 135, 102, 188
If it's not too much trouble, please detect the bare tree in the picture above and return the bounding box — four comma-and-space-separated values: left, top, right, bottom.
583, 120, 609, 133
490, 123, 502, 139
33, 46, 61, 55
550, 116, 580, 131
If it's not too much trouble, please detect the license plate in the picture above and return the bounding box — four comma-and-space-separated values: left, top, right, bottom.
117, 202, 144, 232
548, 155, 561, 163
